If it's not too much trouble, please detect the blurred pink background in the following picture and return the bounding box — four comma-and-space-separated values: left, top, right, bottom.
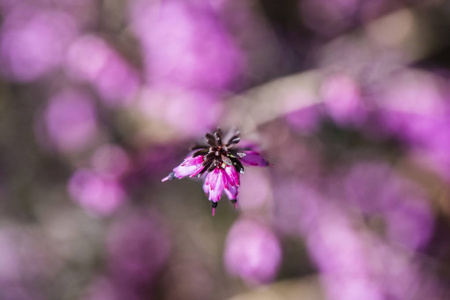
0, 0, 450, 299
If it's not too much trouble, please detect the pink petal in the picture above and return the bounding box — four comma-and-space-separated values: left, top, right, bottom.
173, 155, 204, 178
161, 174, 174, 182
208, 168, 225, 202
203, 173, 210, 194
224, 165, 240, 187
224, 165, 239, 200
240, 151, 269, 167
224, 181, 238, 200
180, 155, 204, 167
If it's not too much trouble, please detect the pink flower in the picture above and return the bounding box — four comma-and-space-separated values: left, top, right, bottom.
0, 8, 78, 82
129, 0, 244, 90
174, 155, 205, 179
44, 89, 98, 153
205, 168, 226, 202
223, 165, 239, 201
68, 169, 126, 216
66, 34, 139, 107
224, 219, 282, 285
162, 129, 269, 215
240, 150, 270, 167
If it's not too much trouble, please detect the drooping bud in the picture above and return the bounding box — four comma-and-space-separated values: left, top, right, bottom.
162, 129, 269, 215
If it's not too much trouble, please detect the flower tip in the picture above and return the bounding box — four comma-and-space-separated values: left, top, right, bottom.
211, 201, 218, 216
161, 172, 175, 182
231, 199, 238, 209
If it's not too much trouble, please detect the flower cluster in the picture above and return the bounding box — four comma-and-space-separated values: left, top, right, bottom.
162, 129, 269, 215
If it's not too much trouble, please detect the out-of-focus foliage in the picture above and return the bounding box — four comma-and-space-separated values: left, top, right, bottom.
0, 0, 450, 299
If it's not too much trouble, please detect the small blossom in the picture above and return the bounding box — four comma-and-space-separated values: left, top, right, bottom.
162, 129, 269, 215
170, 155, 205, 180
224, 219, 282, 285
206, 167, 226, 204
240, 150, 270, 167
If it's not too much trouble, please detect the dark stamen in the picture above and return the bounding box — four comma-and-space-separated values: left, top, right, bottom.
221, 155, 232, 165
227, 149, 239, 158
192, 149, 208, 157
208, 163, 218, 172
205, 152, 216, 161
214, 131, 222, 146
190, 144, 208, 151
201, 156, 216, 171
205, 133, 216, 147
232, 158, 245, 173
226, 133, 240, 146
202, 155, 215, 167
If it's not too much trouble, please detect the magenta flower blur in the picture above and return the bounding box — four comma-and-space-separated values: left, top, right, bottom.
162, 129, 269, 215
224, 219, 282, 285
